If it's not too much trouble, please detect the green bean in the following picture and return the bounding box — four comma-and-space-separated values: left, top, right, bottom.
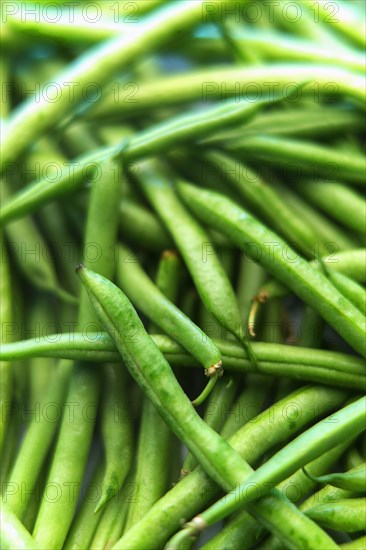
120, 200, 173, 252
1, 0, 217, 172
225, 135, 366, 185
297, 0, 365, 48
182, 375, 238, 475
0, 502, 40, 550
340, 536, 366, 550
192, 29, 365, 72
1, 333, 365, 390
4, 360, 72, 518
79, 269, 345, 550
32, 362, 99, 549
113, 385, 346, 549
205, 440, 351, 550
96, 364, 133, 512
116, 243, 222, 374
89, 471, 135, 550
170, 397, 365, 546
295, 180, 366, 233
236, 258, 266, 323
202, 151, 320, 256
177, 183, 366, 358
87, 64, 366, 121
77, 264, 249, 488
135, 161, 256, 366
2, 181, 76, 303
326, 271, 366, 316
303, 464, 366, 492
126, 249, 180, 525
270, 180, 357, 251
300, 463, 363, 512
298, 306, 324, 348
0, 229, 12, 454
306, 498, 366, 532
63, 464, 104, 550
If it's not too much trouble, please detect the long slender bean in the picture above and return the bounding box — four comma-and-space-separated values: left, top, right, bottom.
225, 135, 366, 185
305, 498, 366, 532
169, 397, 365, 546
0, 229, 12, 454
135, 161, 256, 366
0, 502, 40, 550
177, 183, 366, 357
1, 0, 218, 172
112, 385, 346, 549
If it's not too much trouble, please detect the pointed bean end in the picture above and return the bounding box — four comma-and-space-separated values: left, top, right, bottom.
75, 263, 85, 274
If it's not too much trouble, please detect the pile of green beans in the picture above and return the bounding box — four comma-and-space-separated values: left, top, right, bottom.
1, 2, 365, 549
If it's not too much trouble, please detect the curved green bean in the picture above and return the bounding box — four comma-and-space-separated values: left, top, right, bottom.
305, 498, 366, 532
225, 135, 366, 185
1, 0, 213, 173
177, 183, 366, 358
170, 397, 365, 546
135, 161, 256, 366
303, 464, 366, 492
0, 502, 40, 550
116, 243, 222, 373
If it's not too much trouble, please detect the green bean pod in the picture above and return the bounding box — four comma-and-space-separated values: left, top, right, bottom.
340, 536, 366, 549
120, 200, 173, 252
305, 498, 366, 532
0, 503, 40, 550
0, 229, 12, 453
170, 397, 365, 545
177, 183, 366, 358
1, 0, 216, 173
226, 134, 366, 185
295, 180, 366, 233
116, 243, 222, 373
112, 386, 346, 549
325, 271, 366, 316
135, 161, 256, 365
96, 364, 134, 512
303, 465, 366, 492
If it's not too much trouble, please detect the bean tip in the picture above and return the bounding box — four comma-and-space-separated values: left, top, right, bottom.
75, 263, 84, 274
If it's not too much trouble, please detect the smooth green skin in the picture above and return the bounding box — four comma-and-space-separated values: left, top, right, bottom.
78, 266, 339, 550
97, 364, 134, 512
182, 376, 238, 474
303, 465, 366, 492
63, 465, 104, 550
295, 181, 366, 233
204, 151, 320, 257
33, 157, 121, 548
177, 183, 366, 358
87, 64, 366, 120
0, 230, 12, 453
126, 249, 179, 527
219, 374, 271, 440
306, 498, 366, 532
203, 440, 351, 550
297, 0, 365, 48
236, 258, 266, 323
89, 471, 134, 550
298, 306, 324, 349
120, 200, 173, 252
260, 249, 366, 302
1, 334, 365, 390
326, 271, 366, 316
226, 134, 366, 185
135, 162, 255, 363
124, 397, 171, 530
77, 265, 252, 490
191, 29, 365, 72
113, 385, 346, 550
4, 360, 72, 518
123, 97, 266, 164
270, 180, 357, 252
1, 94, 263, 225
0, 502, 40, 550
1, 0, 214, 173
1, 180, 76, 303
340, 536, 366, 550
116, 243, 222, 370
180, 397, 365, 536
32, 363, 100, 549
300, 463, 363, 513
